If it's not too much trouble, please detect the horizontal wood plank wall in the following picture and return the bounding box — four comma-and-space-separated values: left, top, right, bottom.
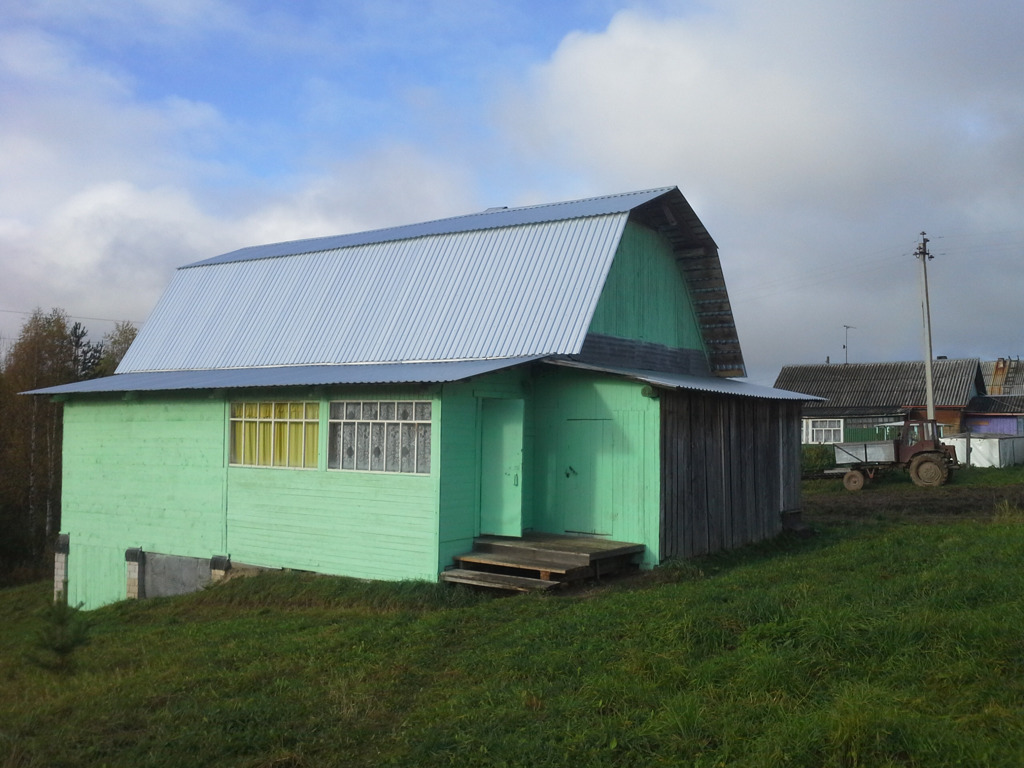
226, 468, 437, 580
660, 392, 802, 561
227, 386, 442, 582
60, 396, 228, 609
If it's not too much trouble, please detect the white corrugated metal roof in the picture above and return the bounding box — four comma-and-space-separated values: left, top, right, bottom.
97, 185, 749, 387
118, 214, 627, 372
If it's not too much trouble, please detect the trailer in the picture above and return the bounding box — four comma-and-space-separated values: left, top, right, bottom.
832, 419, 959, 491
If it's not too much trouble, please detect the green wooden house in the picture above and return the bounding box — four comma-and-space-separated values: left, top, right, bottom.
33, 187, 809, 608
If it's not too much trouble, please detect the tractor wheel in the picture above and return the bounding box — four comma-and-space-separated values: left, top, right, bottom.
843, 469, 866, 491
909, 453, 948, 487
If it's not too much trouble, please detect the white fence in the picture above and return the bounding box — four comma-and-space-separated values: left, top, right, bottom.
943, 434, 1024, 468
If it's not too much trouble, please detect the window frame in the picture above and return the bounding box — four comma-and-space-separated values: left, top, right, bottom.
327, 400, 432, 475
229, 400, 320, 469
807, 418, 843, 444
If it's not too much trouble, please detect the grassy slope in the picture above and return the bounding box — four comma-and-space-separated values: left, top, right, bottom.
4, 480, 1024, 766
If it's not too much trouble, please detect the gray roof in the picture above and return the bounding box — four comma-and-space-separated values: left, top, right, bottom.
773, 359, 984, 416
27, 358, 540, 396
551, 360, 818, 401
29, 355, 816, 403
119, 186, 743, 374
118, 212, 627, 372
193, 187, 688, 267
967, 394, 1024, 415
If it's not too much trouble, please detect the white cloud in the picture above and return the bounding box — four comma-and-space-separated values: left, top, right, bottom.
0, 19, 477, 342
3, 0, 1023, 385
236, 144, 478, 245
498, 0, 1024, 382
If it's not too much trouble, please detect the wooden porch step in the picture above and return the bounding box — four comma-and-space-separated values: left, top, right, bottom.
473, 534, 645, 567
443, 533, 645, 594
453, 551, 594, 580
439, 568, 564, 592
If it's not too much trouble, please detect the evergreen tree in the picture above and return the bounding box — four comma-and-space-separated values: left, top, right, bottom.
93, 321, 138, 378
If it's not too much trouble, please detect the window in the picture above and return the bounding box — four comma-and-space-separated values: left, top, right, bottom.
230, 401, 319, 468
809, 418, 842, 443
328, 400, 431, 474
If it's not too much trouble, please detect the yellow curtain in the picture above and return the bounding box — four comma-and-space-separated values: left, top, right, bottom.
244, 420, 257, 465
304, 422, 318, 468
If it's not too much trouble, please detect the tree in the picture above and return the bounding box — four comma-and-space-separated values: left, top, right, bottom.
0, 311, 138, 582
0, 310, 97, 580
92, 321, 138, 378
69, 322, 102, 380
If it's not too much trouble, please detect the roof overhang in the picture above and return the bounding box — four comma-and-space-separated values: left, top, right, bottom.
546, 359, 820, 401
24, 357, 542, 396
628, 190, 744, 377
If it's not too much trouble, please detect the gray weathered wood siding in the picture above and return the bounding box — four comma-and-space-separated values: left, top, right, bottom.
660, 391, 802, 560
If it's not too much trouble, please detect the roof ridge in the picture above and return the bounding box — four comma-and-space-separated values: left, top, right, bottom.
187, 186, 676, 268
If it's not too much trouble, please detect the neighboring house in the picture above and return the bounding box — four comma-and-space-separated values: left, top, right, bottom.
964, 395, 1024, 436
32, 187, 809, 609
967, 358, 1024, 436
980, 358, 1024, 396
773, 359, 984, 443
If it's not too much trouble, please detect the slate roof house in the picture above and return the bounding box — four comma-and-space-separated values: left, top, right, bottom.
34, 187, 809, 608
774, 359, 985, 443
964, 358, 1024, 436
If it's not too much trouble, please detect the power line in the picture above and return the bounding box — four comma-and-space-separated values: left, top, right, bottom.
0, 308, 142, 325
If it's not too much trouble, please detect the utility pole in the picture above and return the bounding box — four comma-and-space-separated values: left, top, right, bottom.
915, 232, 936, 421
843, 325, 855, 364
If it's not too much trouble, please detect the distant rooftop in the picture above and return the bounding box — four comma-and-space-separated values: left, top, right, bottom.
774, 359, 983, 415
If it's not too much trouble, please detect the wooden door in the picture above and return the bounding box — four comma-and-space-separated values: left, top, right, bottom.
479, 398, 524, 536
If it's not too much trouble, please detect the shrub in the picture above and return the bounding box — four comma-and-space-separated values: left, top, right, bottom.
802, 444, 836, 474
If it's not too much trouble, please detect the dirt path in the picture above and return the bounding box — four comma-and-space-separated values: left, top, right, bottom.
802, 480, 1024, 525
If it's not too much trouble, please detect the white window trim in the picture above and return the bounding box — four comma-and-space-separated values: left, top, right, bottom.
327, 400, 432, 474
804, 417, 843, 444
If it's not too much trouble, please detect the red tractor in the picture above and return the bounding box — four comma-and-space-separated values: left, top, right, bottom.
832, 419, 960, 491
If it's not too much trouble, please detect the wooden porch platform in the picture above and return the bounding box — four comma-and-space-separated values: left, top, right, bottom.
440, 533, 645, 592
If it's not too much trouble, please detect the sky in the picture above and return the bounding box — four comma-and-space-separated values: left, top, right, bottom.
2, 0, 1022, 385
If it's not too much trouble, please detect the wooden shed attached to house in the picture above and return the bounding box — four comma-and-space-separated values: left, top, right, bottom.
774, 359, 985, 443
32, 187, 810, 608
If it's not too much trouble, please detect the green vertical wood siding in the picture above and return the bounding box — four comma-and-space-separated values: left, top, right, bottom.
436, 381, 481, 570
60, 397, 228, 609
479, 398, 525, 536
530, 367, 660, 566
588, 221, 706, 352
436, 371, 529, 571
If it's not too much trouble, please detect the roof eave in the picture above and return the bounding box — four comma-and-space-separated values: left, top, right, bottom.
628, 190, 745, 377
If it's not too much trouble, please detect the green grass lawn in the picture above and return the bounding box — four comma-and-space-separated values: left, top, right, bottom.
4, 500, 1024, 766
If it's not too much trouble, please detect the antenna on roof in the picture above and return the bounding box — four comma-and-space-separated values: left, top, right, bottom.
843, 325, 855, 364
